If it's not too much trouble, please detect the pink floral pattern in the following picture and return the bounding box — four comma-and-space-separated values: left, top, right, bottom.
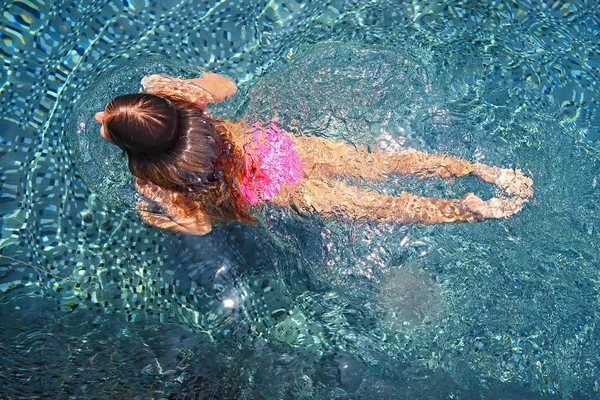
239, 120, 303, 205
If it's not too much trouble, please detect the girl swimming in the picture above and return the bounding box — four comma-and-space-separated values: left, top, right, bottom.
94, 72, 533, 235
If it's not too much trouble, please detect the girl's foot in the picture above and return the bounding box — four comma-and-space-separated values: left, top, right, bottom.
471, 164, 533, 198
461, 193, 526, 220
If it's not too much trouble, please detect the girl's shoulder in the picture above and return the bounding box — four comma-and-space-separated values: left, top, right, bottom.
134, 177, 199, 217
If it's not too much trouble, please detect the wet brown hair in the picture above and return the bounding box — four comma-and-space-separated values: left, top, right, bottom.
104, 92, 252, 223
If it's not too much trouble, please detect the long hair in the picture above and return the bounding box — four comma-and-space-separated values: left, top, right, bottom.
103, 92, 252, 223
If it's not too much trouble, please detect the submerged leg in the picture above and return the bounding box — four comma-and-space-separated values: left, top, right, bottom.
293, 136, 533, 200
294, 136, 473, 180
286, 178, 527, 225
378, 149, 474, 179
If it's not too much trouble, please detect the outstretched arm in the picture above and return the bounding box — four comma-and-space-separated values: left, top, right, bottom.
141, 71, 237, 105
134, 178, 212, 236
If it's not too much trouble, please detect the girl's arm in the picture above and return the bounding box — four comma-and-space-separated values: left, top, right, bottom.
141, 72, 237, 105
134, 178, 212, 236
136, 199, 212, 235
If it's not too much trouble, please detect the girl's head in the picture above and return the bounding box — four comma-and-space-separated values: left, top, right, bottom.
98, 92, 251, 222
101, 93, 180, 154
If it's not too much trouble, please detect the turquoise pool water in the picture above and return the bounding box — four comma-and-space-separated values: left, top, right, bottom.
1, 0, 600, 398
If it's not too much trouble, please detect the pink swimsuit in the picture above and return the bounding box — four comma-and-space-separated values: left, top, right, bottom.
239, 120, 303, 205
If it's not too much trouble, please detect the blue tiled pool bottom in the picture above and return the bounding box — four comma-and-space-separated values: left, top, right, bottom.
2, 1, 600, 398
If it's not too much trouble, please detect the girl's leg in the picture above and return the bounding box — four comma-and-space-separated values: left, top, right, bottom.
287, 178, 526, 225
294, 136, 473, 180
294, 136, 533, 199
379, 149, 473, 178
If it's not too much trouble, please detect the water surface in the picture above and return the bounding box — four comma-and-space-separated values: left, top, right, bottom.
1, 0, 599, 398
